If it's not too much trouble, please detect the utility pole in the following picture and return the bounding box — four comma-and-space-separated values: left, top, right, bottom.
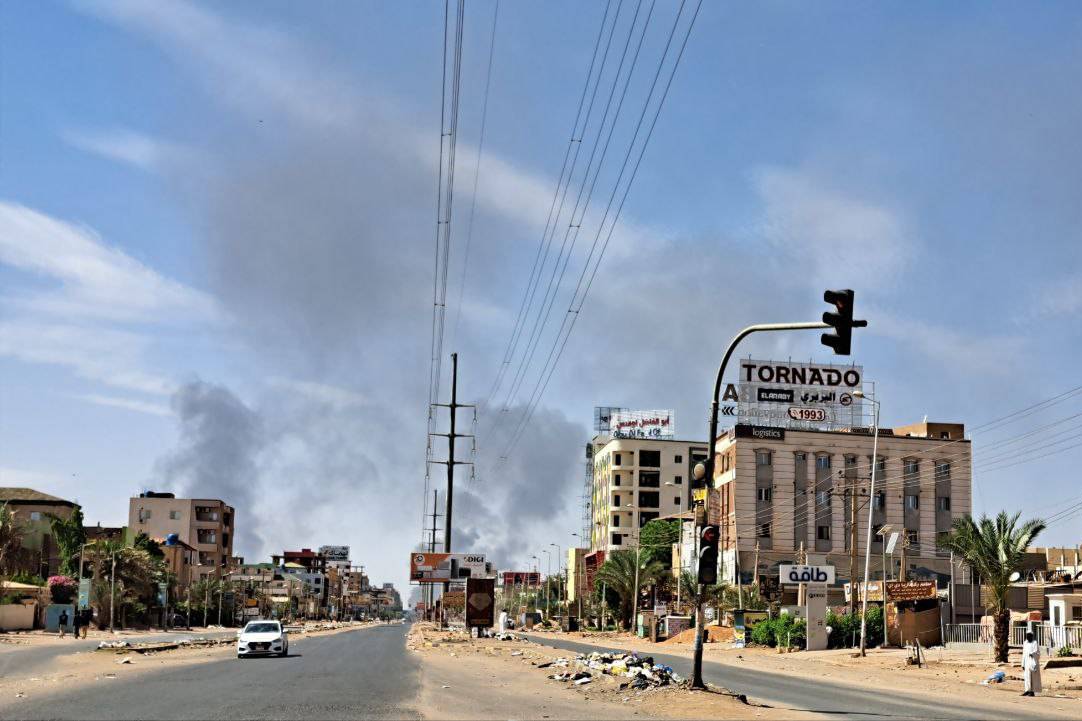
109, 550, 116, 633
753, 541, 761, 586
848, 472, 859, 616
425, 490, 442, 623
429, 353, 474, 602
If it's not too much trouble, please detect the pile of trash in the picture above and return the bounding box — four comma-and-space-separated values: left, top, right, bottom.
491, 631, 525, 642
97, 640, 131, 650
541, 651, 684, 689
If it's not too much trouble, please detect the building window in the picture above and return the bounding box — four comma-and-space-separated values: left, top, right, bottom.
905, 529, 919, 547
757, 487, 773, 502
169, 510, 181, 520
639, 450, 661, 468
844, 455, 857, 468
29, 512, 42, 521
639, 512, 658, 527
873, 491, 886, 510
675, 454, 683, 464
875, 456, 886, 473
872, 524, 883, 541
638, 491, 660, 508
936, 496, 951, 511
935, 462, 951, 481
758, 523, 771, 538
198, 529, 217, 544
614, 453, 622, 466
611, 533, 622, 546
614, 494, 621, 507
816, 455, 831, 470
904, 459, 919, 477
816, 490, 831, 507
1073, 606, 1082, 621
940, 431, 950, 439
138, 509, 152, 522
638, 471, 661, 488
795, 452, 806, 461
612, 515, 621, 527
756, 451, 772, 466
674, 475, 682, 485
721, 454, 729, 472
905, 494, 919, 510
817, 525, 831, 541
613, 473, 621, 487
674, 497, 681, 506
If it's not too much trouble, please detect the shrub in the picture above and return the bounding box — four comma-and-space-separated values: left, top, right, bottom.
1057, 646, 1074, 658
749, 615, 807, 648
825, 607, 884, 649
47, 575, 77, 604
10, 572, 45, 586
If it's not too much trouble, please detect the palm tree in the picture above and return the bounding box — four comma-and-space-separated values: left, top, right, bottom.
939, 511, 1045, 663
0, 503, 26, 582
678, 569, 728, 622
594, 549, 664, 629
46, 507, 86, 576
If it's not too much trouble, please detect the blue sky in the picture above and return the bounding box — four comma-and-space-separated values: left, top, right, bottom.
1, 0, 1081, 592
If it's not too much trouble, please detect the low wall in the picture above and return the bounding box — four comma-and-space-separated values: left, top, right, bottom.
0, 603, 37, 630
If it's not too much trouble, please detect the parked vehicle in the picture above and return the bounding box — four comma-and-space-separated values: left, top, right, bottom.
236, 620, 288, 658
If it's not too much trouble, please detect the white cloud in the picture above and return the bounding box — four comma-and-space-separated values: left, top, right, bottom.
74, 393, 172, 417
0, 201, 217, 324
754, 166, 914, 288
62, 128, 184, 171
869, 307, 1024, 376
0, 319, 175, 395
1035, 274, 1082, 318
267, 377, 367, 410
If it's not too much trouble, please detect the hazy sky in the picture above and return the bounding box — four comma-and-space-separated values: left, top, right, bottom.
2, 0, 1081, 593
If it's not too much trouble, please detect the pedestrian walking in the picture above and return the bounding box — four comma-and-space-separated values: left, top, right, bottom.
82, 609, 92, 638
72, 608, 82, 640
1022, 631, 1042, 696
58, 609, 69, 638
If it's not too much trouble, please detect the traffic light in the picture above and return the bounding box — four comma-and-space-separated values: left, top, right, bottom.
698, 525, 719, 584
821, 289, 868, 356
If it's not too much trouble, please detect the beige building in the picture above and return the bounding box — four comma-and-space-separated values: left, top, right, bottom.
589, 436, 708, 552
0, 487, 77, 577
710, 421, 971, 585
128, 492, 234, 580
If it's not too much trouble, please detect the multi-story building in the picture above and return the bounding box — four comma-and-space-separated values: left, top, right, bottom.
0, 487, 77, 577
709, 420, 972, 585
588, 436, 708, 552
128, 492, 235, 580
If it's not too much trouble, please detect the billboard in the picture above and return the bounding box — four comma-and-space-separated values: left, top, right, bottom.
594, 406, 626, 434
410, 552, 489, 583
734, 359, 864, 431
501, 571, 540, 587
466, 577, 496, 628
610, 410, 675, 439
319, 545, 350, 561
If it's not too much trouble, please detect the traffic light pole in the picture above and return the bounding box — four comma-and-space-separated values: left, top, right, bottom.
693, 320, 829, 690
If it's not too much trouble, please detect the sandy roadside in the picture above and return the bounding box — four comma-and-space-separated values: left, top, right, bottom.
528, 629, 1082, 718
0, 622, 382, 702
409, 625, 825, 720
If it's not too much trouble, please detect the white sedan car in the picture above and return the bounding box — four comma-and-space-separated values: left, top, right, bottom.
236, 620, 289, 658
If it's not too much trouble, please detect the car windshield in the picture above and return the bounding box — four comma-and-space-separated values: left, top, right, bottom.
244, 623, 279, 634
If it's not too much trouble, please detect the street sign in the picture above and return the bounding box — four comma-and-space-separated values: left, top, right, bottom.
885, 531, 900, 554
692, 487, 707, 503
884, 581, 936, 602
780, 564, 835, 586
409, 552, 488, 583
78, 578, 91, 610
157, 581, 167, 607
466, 577, 495, 628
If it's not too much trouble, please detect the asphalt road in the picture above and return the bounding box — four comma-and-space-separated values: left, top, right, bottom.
525, 633, 1057, 721
1, 625, 422, 720
0, 628, 238, 677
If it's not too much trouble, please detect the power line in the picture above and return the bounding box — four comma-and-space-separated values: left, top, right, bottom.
450, 0, 501, 350
482, 0, 617, 414
496, 0, 704, 465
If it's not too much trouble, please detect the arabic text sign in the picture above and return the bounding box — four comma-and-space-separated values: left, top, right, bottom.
735, 359, 863, 431
410, 552, 488, 583
610, 409, 674, 439
884, 581, 937, 602
780, 564, 836, 586
319, 545, 350, 561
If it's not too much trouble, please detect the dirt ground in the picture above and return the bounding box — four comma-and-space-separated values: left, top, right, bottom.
0, 621, 379, 701
410, 624, 824, 720
528, 628, 1082, 717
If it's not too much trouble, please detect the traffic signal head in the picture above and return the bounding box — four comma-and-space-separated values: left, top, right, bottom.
821, 289, 868, 356
698, 525, 719, 584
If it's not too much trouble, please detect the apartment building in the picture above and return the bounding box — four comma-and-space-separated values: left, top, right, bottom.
128, 492, 235, 580
0, 487, 77, 577
589, 436, 709, 552
709, 421, 971, 585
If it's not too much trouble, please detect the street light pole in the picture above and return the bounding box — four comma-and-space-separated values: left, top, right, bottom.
541, 549, 552, 620
109, 550, 117, 633
549, 543, 562, 617
855, 391, 881, 657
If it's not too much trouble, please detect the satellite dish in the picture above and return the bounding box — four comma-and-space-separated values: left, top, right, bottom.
1074, 571, 1082, 581
1009, 571, 1021, 582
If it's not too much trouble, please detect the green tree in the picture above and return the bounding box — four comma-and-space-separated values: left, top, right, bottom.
639, 519, 681, 568
46, 506, 86, 576
85, 542, 162, 628
939, 511, 1045, 663
133, 532, 165, 561
594, 549, 665, 629
0, 503, 27, 580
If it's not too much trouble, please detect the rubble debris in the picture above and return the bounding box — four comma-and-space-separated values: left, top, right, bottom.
981, 670, 1006, 685
544, 651, 684, 689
